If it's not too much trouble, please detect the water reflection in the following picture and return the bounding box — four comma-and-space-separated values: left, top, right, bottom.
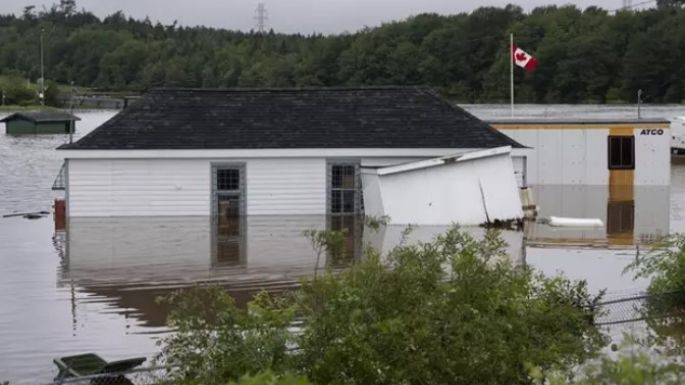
525, 185, 669, 247
63, 216, 525, 283
58, 215, 524, 327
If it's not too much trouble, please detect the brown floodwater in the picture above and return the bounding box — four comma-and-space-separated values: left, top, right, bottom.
2, 106, 685, 384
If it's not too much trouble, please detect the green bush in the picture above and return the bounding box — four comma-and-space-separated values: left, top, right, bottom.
228, 371, 311, 385
44, 80, 62, 107
543, 346, 685, 385
160, 227, 607, 385
627, 235, 685, 353
0, 75, 37, 105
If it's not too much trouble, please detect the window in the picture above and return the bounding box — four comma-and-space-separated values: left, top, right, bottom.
329, 163, 360, 214
212, 165, 246, 267
217, 169, 240, 191
608, 136, 635, 170
329, 215, 362, 265
212, 165, 245, 217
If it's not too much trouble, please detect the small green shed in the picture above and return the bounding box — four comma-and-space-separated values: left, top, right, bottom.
1, 112, 80, 134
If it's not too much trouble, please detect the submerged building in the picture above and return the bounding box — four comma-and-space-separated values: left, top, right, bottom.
491, 119, 671, 246
2, 111, 80, 134
57, 87, 527, 224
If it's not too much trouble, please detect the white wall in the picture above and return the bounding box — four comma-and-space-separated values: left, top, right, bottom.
67, 158, 327, 217
371, 153, 523, 225
68, 158, 211, 217
66, 150, 525, 218
246, 158, 326, 215
635, 129, 671, 185
501, 129, 609, 185
499, 127, 670, 186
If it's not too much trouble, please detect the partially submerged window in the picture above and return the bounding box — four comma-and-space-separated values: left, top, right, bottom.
211, 165, 246, 266
329, 163, 361, 215
608, 136, 635, 170
607, 200, 635, 235
328, 215, 363, 266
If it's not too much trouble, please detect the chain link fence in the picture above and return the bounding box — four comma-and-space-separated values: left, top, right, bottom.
595, 289, 685, 326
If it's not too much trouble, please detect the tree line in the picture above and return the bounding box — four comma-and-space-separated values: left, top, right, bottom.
0, 0, 684, 103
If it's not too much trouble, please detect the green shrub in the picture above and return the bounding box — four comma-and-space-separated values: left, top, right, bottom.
543, 345, 685, 385
160, 227, 607, 385
627, 235, 685, 352
0, 75, 37, 105
228, 371, 311, 385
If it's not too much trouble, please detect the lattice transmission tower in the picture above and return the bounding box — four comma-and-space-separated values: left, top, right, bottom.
254, 3, 268, 34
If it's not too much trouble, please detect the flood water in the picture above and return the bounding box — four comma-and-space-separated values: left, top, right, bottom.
2, 104, 685, 384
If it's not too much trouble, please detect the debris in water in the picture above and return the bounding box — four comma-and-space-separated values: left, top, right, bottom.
548, 216, 604, 228
2, 211, 49, 219
480, 218, 524, 231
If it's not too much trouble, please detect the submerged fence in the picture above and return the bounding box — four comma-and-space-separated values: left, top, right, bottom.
594, 289, 685, 326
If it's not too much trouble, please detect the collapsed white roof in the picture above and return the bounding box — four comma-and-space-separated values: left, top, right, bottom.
361, 146, 523, 226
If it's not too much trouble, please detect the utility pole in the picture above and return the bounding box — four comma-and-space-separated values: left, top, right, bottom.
637, 89, 643, 120
622, 0, 633, 10
69, 82, 76, 144
510, 33, 514, 117
254, 3, 268, 34
40, 27, 45, 106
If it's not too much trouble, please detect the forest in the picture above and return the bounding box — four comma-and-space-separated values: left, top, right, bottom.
0, 0, 685, 104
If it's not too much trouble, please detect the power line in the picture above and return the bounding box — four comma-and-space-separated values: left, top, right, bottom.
612, 0, 657, 12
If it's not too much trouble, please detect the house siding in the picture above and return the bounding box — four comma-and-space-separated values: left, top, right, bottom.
67, 158, 327, 217
246, 158, 327, 216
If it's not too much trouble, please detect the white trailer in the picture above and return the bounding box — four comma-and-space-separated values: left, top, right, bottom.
490, 119, 671, 247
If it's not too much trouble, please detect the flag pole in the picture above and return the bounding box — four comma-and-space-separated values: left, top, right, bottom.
510, 33, 514, 117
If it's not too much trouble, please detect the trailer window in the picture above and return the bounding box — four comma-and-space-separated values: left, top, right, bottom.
608, 136, 634, 170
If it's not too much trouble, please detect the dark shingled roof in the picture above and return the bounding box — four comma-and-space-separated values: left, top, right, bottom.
60, 87, 523, 150
1, 111, 80, 123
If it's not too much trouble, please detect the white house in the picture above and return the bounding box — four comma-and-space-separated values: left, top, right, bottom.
58, 87, 528, 223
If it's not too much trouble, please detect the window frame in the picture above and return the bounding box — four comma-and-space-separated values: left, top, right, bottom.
210, 163, 247, 217
607, 135, 635, 170
210, 163, 247, 267
327, 160, 362, 215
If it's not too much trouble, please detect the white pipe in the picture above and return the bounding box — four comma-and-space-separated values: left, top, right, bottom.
548, 216, 604, 228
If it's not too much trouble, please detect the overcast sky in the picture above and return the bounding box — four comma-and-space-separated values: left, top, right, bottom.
0, 1, 651, 34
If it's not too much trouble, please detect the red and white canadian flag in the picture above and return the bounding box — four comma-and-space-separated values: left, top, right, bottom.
512, 44, 538, 72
